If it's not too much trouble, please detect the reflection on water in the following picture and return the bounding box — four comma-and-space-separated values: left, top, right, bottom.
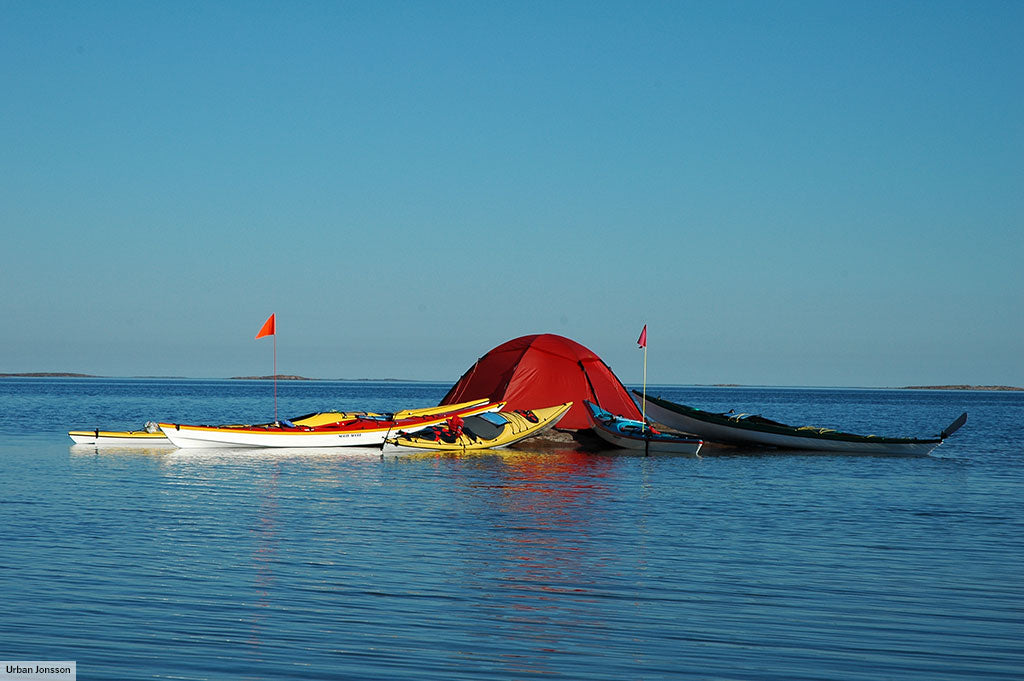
247, 462, 280, 660
413, 450, 617, 676
69, 443, 175, 458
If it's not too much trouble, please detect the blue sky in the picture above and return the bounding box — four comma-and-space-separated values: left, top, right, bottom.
2, 1, 1021, 387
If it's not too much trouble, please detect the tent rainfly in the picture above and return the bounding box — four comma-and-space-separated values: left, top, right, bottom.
440, 333, 643, 431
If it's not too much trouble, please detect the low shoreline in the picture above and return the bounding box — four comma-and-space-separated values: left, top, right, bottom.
0, 373, 422, 382
899, 385, 1023, 391
1, 373, 1020, 391
0, 372, 100, 378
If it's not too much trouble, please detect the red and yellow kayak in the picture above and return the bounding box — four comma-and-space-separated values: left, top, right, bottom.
158, 400, 504, 449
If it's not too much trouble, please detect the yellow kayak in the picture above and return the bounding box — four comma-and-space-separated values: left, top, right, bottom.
69, 423, 171, 446
387, 402, 572, 451
287, 398, 493, 427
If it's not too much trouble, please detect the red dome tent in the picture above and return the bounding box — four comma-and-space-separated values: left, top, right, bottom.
440, 334, 643, 431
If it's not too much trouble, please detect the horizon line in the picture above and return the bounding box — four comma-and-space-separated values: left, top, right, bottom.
1, 372, 1020, 391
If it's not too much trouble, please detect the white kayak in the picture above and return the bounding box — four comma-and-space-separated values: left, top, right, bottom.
159, 401, 504, 448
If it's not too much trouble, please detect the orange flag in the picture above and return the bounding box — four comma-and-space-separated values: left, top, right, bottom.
637, 324, 647, 348
256, 314, 276, 339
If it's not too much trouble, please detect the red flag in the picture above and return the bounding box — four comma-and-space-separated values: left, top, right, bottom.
637, 324, 647, 348
256, 314, 276, 339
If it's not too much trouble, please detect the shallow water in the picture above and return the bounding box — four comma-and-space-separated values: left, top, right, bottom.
1, 378, 1021, 680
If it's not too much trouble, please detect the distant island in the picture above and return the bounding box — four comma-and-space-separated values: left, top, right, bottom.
228, 376, 415, 381
900, 385, 1023, 391
0, 372, 432, 382
2, 373, 1019, 391
0, 372, 99, 378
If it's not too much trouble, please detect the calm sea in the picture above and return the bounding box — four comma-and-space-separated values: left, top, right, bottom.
1, 378, 1021, 680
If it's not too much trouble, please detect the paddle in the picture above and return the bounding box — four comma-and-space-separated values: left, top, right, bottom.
940, 412, 968, 439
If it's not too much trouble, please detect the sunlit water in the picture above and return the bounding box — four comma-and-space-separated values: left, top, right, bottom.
1, 378, 1021, 680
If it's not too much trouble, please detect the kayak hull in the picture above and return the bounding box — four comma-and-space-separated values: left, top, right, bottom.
69, 429, 171, 446
158, 401, 503, 449
388, 403, 572, 451
585, 401, 703, 455
638, 393, 951, 456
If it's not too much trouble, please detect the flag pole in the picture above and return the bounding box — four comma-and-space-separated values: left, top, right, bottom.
637, 324, 648, 437
634, 325, 643, 438
256, 313, 278, 423
642, 342, 647, 431
274, 327, 278, 419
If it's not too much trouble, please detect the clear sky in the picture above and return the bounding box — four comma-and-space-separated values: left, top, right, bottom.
2, 1, 1021, 387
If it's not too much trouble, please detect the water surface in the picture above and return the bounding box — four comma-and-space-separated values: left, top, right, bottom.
1, 379, 1021, 680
